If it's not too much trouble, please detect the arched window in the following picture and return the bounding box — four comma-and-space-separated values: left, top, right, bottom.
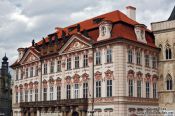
166, 74, 172, 90
165, 44, 172, 59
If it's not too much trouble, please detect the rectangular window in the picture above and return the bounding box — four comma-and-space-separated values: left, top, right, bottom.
29, 89, 32, 102
83, 83, 88, 98
137, 80, 142, 97
153, 82, 157, 98
107, 80, 112, 97
57, 86, 61, 100
128, 49, 133, 63
67, 58, 71, 70
50, 61, 55, 73
44, 63, 47, 74
50, 86, 54, 100
152, 56, 157, 69
129, 80, 133, 97
75, 56, 79, 69
146, 82, 150, 98
83, 55, 88, 67
16, 92, 18, 103
74, 84, 79, 99
43, 88, 47, 101
136, 52, 141, 65
25, 90, 28, 102
107, 48, 112, 63
35, 89, 38, 101
96, 81, 101, 98
57, 61, 61, 72
30, 67, 33, 77
20, 69, 23, 79
96, 51, 101, 65
35, 66, 38, 76
26, 68, 28, 78
16, 69, 19, 80
145, 55, 149, 67
20, 91, 23, 102
67, 85, 71, 99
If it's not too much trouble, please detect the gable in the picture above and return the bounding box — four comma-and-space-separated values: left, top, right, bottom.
20, 49, 40, 64
59, 35, 92, 54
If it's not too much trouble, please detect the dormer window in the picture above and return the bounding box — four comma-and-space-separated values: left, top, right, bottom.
135, 24, 147, 43
97, 21, 112, 41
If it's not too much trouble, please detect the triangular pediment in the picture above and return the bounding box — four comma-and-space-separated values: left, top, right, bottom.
59, 35, 92, 54
20, 49, 40, 64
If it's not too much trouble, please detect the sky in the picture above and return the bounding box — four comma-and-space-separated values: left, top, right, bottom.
0, 0, 174, 66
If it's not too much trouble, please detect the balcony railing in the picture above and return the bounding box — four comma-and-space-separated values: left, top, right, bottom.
19, 98, 88, 108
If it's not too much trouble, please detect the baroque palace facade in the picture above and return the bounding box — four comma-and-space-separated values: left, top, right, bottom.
11, 6, 160, 116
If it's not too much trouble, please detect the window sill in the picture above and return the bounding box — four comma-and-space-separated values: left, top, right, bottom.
95, 64, 102, 66
105, 62, 113, 64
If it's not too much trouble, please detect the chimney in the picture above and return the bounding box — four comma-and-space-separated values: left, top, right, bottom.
126, 6, 136, 21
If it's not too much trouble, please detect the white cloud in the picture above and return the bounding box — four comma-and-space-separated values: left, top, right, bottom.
0, 0, 174, 66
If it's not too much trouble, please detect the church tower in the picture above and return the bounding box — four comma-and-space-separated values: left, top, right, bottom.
151, 6, 175, 113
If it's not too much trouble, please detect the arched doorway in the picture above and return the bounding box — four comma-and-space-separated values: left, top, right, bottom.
72, 111, 79, 116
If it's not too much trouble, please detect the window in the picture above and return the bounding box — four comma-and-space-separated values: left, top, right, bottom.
83, 55, 88, 67
96, 51, 101, 65
50, 86, 54, 100
128, 49, 133, 63
167, 75, 172, 90
146, 82, 150, 98
153, 82, 157, 98
24, 90, 28, 102
75, 56, 79, 69
166, 48, 172, 59
16, 92, 18, 103
136, 51, 141, 65
137, 80, 142, 97
107, 80, 112, 97
26, 68, 28, 78
20, 69, 23, 79
50, 61, 54, 73
67, 85, 71, 99
74, 84, 79, 99
101, 26, 106, 36
57, 61, 61, 72
152, 56, 157, 68
35, 66, 38, 76
43, 88, 47, 101
83, 83, 88, 98
20, 91, 23, 102
145, 55, 149, 67
57, 86, 61, 100
96, 81, 101, 97
29, 89, 32, 102
128, 80, 133, 97
67, 58, 71, 70
44, 63, 47, 74
16, 69, 18, 80
107, 48, 112, 63
35, 89, 38, 101
30, 67, 33, 77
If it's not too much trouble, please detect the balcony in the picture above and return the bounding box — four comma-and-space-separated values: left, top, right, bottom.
19, 98, 88, 108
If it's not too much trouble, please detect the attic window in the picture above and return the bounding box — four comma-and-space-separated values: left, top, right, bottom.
101, 26, 106, 36
134, 24, 147, 43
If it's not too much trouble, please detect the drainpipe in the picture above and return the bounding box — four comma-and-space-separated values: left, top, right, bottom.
91, 45, 94, 116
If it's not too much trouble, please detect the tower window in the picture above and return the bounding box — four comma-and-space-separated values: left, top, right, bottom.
166, 74, 172, 90
166, 48, 172, 59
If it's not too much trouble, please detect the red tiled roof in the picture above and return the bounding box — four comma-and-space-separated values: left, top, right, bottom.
37, 10, 139, 45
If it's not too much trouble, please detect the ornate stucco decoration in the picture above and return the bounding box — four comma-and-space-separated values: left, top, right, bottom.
95, 71, 102, 80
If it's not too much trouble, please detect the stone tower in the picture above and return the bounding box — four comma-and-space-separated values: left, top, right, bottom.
0, 55, 11, 116
151, 6, 175, 113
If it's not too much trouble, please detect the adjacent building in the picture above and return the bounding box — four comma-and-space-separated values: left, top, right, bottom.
0, 55, 12, 116
11, 6, 159, 116
151, 6, 175, 114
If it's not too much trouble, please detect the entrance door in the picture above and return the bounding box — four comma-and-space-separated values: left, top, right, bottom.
72, 111, 79, 116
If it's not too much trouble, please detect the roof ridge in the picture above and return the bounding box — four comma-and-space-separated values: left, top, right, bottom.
168, 6, 175, 21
